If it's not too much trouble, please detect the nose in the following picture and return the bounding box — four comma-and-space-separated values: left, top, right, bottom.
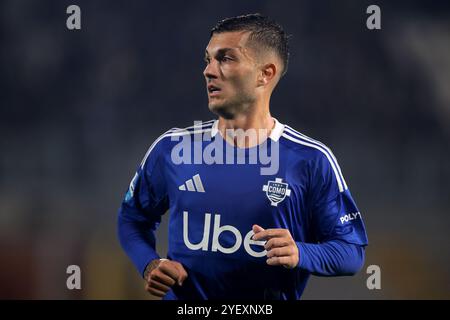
203, 60, 218, 81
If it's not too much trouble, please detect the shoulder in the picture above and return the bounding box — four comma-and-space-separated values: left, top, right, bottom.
279, 122, 348, 192
279, 123, 333, 159
140, 120, 216, 167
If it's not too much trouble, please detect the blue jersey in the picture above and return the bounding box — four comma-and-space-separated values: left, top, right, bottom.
118, 119, 368, 300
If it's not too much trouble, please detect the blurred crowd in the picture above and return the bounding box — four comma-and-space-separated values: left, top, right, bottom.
1, 0, 449, 299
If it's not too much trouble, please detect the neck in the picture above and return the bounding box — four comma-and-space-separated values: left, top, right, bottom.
217, 103, 275, 148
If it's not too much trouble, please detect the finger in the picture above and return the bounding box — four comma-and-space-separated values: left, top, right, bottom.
266, 256, 292, 267
147, 279, 171, 293
252, 224, 265, 235
159, 262, 181, 281
150, 270, 176, 287
173, 263, 188, 286
265, 237, 291, 250
266, 246, 294, 258
252, 228, 288, 241
145, 284, 166, 297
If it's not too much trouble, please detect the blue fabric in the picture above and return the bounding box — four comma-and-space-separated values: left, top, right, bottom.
117, 121, 368, 299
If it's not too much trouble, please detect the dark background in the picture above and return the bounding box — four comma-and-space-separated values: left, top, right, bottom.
1, 0, 449, 299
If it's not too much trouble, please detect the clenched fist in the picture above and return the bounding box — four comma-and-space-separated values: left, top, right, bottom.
252, 225, 299, 269
144, 258, 188, 298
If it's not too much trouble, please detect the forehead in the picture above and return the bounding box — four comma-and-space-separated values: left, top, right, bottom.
205, 31, 252, 55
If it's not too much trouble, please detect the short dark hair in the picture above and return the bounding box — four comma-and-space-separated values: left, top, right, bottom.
210, 13, 290, 77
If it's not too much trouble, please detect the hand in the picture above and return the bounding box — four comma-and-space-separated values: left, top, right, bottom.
252, 225, 299, 269
144, 258, 188, 298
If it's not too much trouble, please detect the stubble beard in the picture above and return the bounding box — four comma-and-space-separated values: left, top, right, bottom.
208, 93, 255, 120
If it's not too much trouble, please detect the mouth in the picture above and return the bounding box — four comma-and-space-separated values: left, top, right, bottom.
207, 84, 222, 97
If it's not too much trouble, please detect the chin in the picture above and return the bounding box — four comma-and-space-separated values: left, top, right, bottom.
208, 101, 235, 119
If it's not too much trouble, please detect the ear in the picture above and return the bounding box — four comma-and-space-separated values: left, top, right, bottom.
257, 63, 277, 86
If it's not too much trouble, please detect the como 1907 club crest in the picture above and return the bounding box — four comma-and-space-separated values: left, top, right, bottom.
262, 178, 291, 207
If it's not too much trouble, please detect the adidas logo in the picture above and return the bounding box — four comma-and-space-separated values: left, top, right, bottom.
179, 174, 205, 193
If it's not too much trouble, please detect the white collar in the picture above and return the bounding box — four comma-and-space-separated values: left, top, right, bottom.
210, 117, 285, 142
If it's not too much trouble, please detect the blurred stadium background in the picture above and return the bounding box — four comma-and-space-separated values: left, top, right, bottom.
1, 0, 449, 299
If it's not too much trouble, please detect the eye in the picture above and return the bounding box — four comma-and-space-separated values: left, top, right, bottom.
221, 56, 233, 62
204, 57, 210, 65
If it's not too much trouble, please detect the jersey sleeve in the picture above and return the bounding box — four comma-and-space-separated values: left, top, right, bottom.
309, 150, 368, 247
117, 133, 170, 277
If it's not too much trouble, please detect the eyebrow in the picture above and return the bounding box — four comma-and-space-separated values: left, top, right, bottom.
205, 47, 240, 57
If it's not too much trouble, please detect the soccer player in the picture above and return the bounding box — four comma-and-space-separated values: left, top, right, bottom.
118, 13, 368, 300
